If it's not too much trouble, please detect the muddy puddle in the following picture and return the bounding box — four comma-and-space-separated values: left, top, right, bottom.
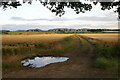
21, 57, 69, 68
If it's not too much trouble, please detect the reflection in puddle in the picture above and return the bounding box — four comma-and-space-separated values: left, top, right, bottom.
21, 57, 69, 68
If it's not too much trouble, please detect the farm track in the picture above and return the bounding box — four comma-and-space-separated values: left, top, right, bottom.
3, 35, 118, 78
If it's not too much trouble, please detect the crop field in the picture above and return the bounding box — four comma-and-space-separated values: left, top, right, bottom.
2, 34, 73, 44
79, 33, 119, 43
102, 31, 120, 33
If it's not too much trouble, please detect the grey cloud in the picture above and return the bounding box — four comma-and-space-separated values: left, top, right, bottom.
10, 17, 69, 21
1, 24, 90, 31
11, 17, 26, 21
1, 24, 58, 31
11, 17, 50, 21
75, 16, 117, 21
66, 24, 92, 29
76, 12, 118, 21
11, 14, 117, 22
2, 23, 114, 31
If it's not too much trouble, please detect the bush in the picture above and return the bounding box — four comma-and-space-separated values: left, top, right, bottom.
95, 57, 117, 69
95, 57, 108, 69
97, 44, 120, 58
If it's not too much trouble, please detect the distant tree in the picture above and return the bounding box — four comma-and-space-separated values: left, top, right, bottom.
88, 29, 103, 33
57, 30, 65, 33
2, 30, 10, 34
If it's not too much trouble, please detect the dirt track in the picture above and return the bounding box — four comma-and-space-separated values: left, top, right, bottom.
3, 35, 118, 78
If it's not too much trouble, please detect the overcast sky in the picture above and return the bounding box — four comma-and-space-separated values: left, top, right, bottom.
0, 0, 118, 31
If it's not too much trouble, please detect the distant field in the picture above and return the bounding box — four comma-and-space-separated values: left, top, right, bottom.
79, 33, 119, 43
2, 34, 73, 44
102, 31, 120, 33
2, 33, 119, 44
2, 31, 56, 35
